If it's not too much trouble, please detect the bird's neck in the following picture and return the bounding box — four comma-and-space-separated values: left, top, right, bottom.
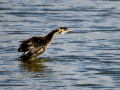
45, 29, 59, 42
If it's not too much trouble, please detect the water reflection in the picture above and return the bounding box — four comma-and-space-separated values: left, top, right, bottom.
1, 0, 120, 89
19, 58, 53, 77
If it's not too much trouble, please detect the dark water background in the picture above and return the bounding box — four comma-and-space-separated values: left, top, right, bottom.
0, 0, 120, 90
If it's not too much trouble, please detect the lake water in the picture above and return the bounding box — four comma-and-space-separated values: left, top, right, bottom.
0, 0, 120, 90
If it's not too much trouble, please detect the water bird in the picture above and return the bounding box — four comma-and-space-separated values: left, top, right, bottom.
18, 27, 73, 60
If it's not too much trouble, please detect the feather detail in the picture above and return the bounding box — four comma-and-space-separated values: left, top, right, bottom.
18, 29, 63, 60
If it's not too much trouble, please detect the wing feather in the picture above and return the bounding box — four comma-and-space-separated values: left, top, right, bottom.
18, 36, 47, 59
18, 36, 46, 52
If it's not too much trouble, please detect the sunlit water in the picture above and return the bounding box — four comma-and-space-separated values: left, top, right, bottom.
0, 0, 120, 90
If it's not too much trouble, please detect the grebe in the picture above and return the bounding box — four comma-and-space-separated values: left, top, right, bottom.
18, 27, 73, 60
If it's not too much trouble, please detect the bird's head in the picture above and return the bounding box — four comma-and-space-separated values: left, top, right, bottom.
58, 27, 73, 35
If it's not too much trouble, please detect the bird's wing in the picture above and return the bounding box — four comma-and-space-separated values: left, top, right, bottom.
18, 36, 46, 53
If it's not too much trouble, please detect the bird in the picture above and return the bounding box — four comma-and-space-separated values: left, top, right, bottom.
18, 27, 73, 60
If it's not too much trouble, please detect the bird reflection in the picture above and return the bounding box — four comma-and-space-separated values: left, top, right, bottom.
19, 57, 53, 77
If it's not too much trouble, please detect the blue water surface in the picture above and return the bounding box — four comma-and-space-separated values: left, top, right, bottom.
0, 0, 120, 90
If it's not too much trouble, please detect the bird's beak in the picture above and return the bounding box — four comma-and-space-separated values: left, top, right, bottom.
60, 29, 73, 35
66, 30, 73, 32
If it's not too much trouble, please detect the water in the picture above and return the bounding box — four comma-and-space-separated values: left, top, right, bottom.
0, 0, 120, 89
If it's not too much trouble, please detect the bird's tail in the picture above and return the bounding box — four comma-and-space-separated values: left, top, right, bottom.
18, 51, 30, 60
18, 51, 36, 60
18, 53, 26, 60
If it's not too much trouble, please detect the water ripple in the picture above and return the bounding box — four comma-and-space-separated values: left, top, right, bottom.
0, 0, 120, 89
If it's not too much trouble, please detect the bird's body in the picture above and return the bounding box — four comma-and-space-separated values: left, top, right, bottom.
18, 27, 72, 60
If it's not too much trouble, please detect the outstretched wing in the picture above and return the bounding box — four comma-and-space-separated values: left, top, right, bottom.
18, 36, 46, 59
18, 36, 46, 52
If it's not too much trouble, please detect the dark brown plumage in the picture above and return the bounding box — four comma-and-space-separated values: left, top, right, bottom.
18, 27, 73, 60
